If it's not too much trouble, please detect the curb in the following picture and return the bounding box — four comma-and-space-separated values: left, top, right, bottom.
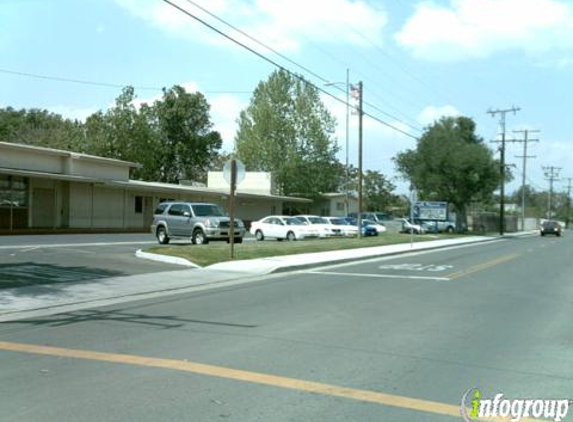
135, 249, 198, 267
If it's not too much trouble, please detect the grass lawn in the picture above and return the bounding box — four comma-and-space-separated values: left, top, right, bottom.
145, 233, 458, 267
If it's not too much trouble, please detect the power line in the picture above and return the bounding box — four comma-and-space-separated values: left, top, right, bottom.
160, 0, 418, 140
0, 67, 253, 95
0, 68, 160, 91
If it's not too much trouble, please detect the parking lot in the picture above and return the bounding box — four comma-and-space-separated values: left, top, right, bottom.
0, 233, 187, 288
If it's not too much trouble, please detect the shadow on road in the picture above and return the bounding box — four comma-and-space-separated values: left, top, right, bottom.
1, 308, 258, 329
0, 262, 124, 289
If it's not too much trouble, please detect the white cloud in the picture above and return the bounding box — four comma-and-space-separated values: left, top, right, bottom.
47, 105, 98, 122
395, 0, 573, 61
417, 105, 460, 126
115, 0, 388, 52
208, 93, 247, 151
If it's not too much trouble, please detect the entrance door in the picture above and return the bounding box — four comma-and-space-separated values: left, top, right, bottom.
32, 188, 56, 228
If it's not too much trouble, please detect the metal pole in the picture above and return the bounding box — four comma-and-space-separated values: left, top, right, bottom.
229, 158, 236, 259
357, 81, 363, 239
345, 68, 350, 216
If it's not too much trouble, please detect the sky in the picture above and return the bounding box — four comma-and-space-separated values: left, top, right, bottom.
2, 0, 573, 196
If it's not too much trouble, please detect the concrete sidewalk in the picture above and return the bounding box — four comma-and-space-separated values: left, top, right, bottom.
0, 233, 535, 322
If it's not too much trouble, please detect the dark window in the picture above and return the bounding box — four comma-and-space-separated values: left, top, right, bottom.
191, 204, 226, 217
154, 203, 169, 215
168, 204, 183, 216
135, 196, 143, 214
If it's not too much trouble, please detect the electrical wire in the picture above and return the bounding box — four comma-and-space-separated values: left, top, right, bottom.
160, 0, 419, 140
0, 67, 252, 95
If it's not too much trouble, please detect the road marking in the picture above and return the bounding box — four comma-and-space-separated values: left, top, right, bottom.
0, 341, 545, 421
0, 241, 157, 250
303, 270, 450, 281
445, 254, 520, 280
378, 263, 454, 272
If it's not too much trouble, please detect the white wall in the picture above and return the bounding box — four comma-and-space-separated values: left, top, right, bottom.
208, 171, 273, 195
1, 148, 64, 174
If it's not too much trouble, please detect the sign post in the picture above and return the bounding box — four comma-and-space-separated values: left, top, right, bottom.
409, 187, 417, 248
223, 159, 245, 259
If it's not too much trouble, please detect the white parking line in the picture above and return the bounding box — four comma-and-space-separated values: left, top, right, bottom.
0, 241, 157, 250
303, 270, 450, 281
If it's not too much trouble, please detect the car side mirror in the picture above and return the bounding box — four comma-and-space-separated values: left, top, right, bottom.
183, 211, 191, 217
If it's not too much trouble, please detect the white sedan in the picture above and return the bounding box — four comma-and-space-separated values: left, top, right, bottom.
250, 216, 320, 241
323, 217, 359, 237
296, 215, 344, 238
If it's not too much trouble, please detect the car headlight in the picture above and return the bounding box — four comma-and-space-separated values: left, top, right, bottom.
204, 219, 220, 228
237, 220, 245, 228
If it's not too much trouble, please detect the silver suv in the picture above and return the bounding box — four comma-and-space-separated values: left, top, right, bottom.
151, 202, 246, 245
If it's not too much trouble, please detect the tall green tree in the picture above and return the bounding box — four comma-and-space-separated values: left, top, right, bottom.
363, 170, 397, 211
235, 70, 342, 197
394, 116, 501, 231
151, 85, 222, 183
0, 107, 84, 150
84, 85, 222, 183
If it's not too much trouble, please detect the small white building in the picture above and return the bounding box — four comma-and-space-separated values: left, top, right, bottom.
0, 142, 311, 232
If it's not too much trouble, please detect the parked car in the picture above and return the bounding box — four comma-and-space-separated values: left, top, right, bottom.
398, 218, 425, 234
296, 215, 344, 237
540, 220, 562, 236
362, 218, 387, 234
344, 217, 378, 236
348, 211, 392, 223
151, 202, 245, 245
420, 220, 456, 233
250, 216, 320, 241
323, 216, 359, 237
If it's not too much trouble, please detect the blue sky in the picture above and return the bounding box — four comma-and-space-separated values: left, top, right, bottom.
2, 0, 573, 195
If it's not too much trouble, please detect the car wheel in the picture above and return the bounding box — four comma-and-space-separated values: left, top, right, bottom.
286, 231, 296, 241
446, 226, 454, 233
255, 230, 264, 241
156, 227, 170, 245
192, 229, 209, 245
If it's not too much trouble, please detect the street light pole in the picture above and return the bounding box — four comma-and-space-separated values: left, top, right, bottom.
357, 81, 363, 239
344, 68, 350, 216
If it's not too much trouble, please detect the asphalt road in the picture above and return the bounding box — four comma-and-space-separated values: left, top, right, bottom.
0, 234, 186, 288
1, 233, 572, 421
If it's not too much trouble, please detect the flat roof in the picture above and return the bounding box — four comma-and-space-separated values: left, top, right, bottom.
0, 141, 140, 168
0, 168, 311, 203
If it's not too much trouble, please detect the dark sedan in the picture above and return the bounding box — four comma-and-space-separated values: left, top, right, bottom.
540, 220, 562, 237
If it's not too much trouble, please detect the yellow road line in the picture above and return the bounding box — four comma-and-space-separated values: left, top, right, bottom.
0, 341, 544, 421
445, 254, 520, 280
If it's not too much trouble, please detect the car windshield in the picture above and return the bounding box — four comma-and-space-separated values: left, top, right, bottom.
192, 204, 227, 217
284, 217, 306, 225
329, 218, 345, 225
309, 217, 327, 224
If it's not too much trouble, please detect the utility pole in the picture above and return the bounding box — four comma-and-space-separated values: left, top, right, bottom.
564, 177, 572, 228
543, 166, 561, 219
513, 129, 539, 231
488, 106, 520, 235
357, 81, 363, 238
344, 68, 350, 216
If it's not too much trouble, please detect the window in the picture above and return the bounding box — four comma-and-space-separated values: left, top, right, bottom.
0, 175, 28, 208
154, 203, 169, 215
168, 204, 183, 216
135, 196, 143, 214
191, 204, 226, 217
336, 202, 345, 211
